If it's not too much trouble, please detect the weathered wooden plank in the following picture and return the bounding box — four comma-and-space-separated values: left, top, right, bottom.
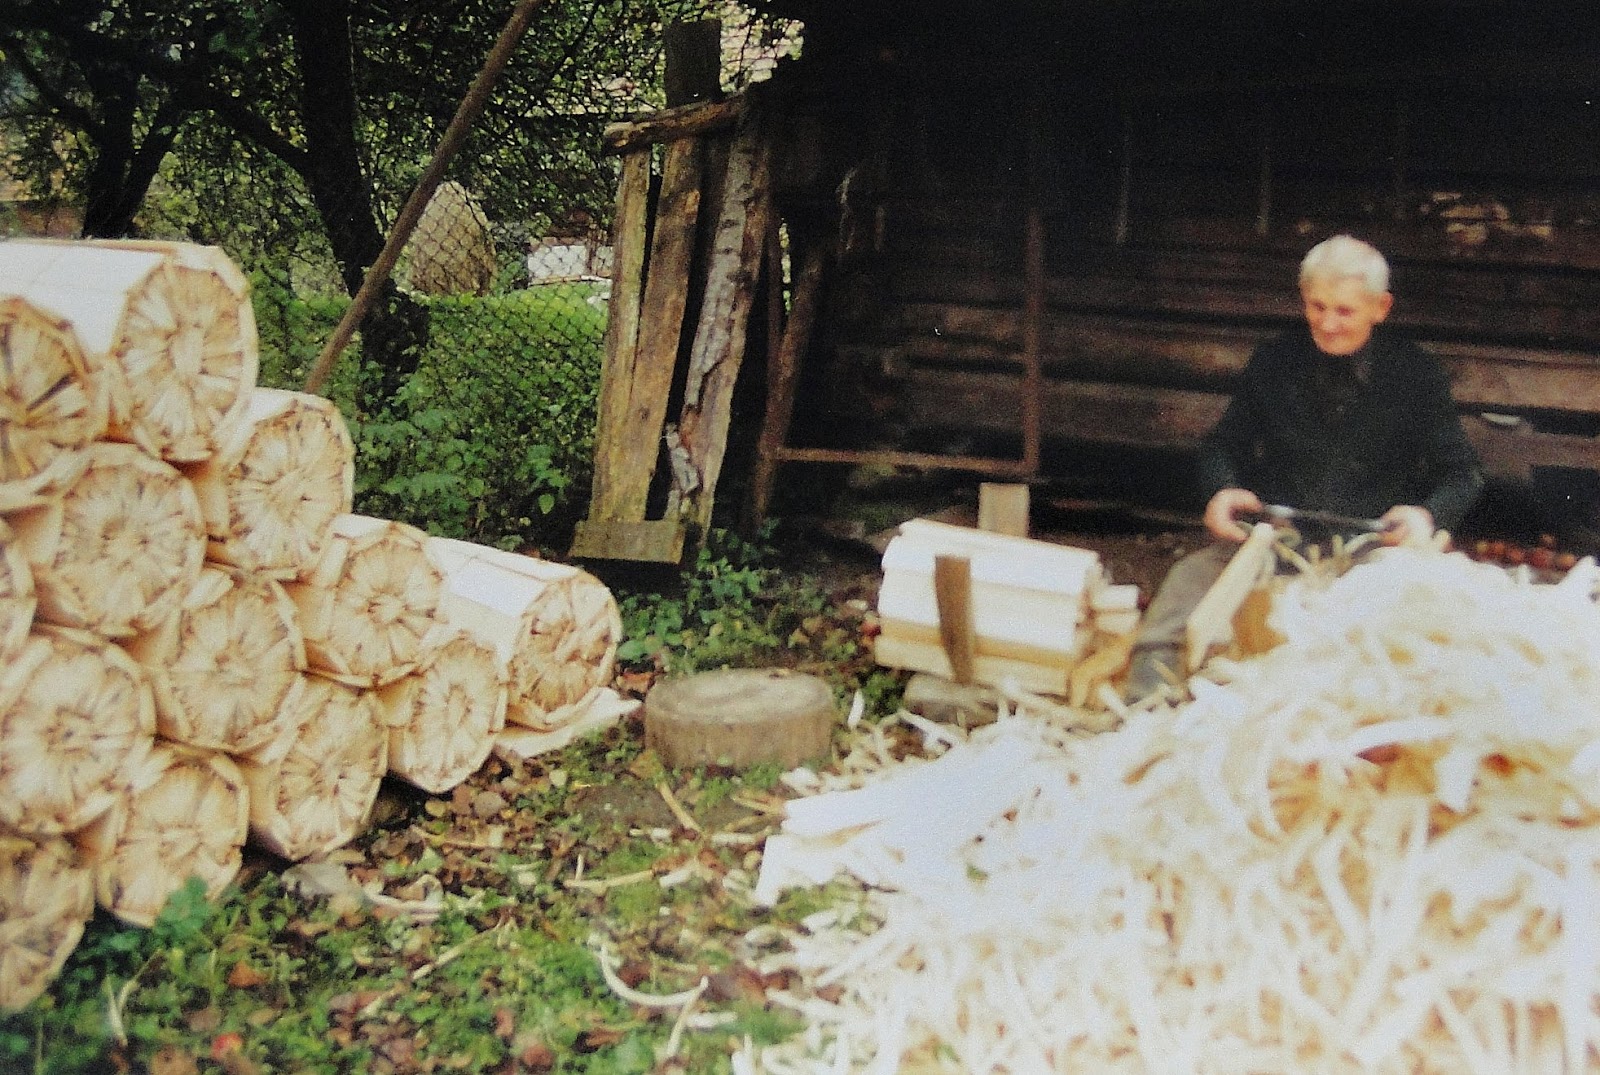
603, 98, 744, 153
1462, 416, 1600, 480
606, 138, 705, 519
1186, 522, 1275, 673
672, 109, 775, 535
892, 371, 1226, 448
569, 518, 686, 564
880, 371, 1600, 482
581, 148, 652, 526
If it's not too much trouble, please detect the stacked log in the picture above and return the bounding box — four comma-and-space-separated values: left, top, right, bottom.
0, 238, 256, 463
0, 832, 95, 1012
426, 536, 622, 731
122, 566, 306, 754
873, 518, 1138, 696
285, 514, 447, 687
379, 631, 507, 794
0, 626, 156, 836
74, 743, 249, 928
237, 674, 390, 862
0, 295, 106, 511
7, 442, 205, 639
0, 239, 628, 1008
0, 519, 34, 665
183, 387, 355, 579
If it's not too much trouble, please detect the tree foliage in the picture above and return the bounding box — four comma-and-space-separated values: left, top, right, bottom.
0, 0, 727, 399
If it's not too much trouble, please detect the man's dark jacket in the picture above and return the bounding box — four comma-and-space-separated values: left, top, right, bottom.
1197, 325, 1484, 530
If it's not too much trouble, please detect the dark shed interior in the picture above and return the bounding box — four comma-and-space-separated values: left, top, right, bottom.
748, 0, 1600, 528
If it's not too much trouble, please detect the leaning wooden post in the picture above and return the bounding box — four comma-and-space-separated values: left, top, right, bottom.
302, 0, 543, 395
670, 106, 775, 538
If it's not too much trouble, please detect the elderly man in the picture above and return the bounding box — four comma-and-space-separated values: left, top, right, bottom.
1125, 234, 1484, 700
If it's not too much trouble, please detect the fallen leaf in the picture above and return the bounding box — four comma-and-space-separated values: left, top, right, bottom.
574, 1026, 625, 1052
210, 1033, 244, 1062
227, 961, 267, 989
379, 1036, 416, 1066
493, 1006, 516, 1040
326, 989, 386, 1016
184, 1006, 221, 1033
148, 1045, 199, 1075
219, 1052, 264, 1075
516, 1038, 555, 1070
706, 965, 768, 1005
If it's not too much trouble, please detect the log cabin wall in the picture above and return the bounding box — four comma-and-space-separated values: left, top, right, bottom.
758, 0, 1600, 519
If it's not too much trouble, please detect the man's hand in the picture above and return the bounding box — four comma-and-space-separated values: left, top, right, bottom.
1204, 487, 1263, 543
1380, 505, 1434, 547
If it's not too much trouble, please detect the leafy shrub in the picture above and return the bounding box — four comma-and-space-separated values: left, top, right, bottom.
615, 526, 900, 710
251, 279, 606, 549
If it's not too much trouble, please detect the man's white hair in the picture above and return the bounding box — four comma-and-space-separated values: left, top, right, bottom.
1299, 234, 1389, 295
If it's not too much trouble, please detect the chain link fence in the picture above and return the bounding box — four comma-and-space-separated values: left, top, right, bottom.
0, 2, 801, 552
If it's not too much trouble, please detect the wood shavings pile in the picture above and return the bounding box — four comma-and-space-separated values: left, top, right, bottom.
740, 548, 1600, 1074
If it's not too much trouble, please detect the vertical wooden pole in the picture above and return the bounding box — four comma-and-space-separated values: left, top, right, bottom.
672, 109, 774, 536
1021, 61, 1045, 475
1114, 104, 1133, 247
606, 138, 705, 517
1256, 99, 1274, 238
748, 244, 827, 528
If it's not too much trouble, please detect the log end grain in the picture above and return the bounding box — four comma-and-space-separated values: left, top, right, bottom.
644, 668, 836, 770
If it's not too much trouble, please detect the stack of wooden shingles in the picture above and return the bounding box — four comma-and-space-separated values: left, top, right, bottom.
873, 519, 1140, 698
0, 238, 622, 1012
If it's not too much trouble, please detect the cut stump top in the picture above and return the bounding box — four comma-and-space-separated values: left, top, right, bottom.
644, 668, 836, 770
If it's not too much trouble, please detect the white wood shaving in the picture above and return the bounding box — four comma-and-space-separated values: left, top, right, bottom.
742, 549, 1600, 1073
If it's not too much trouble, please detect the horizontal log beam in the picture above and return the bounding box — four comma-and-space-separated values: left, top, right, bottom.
881, 370, 1600, 478
869, 304, 1600, 413
602, 98, 743, 152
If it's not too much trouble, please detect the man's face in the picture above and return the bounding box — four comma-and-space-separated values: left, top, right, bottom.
1300, 274, 1394, 356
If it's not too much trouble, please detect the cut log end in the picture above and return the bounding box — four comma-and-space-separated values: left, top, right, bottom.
644, 668, 836, 770
0, 832, 94, 1013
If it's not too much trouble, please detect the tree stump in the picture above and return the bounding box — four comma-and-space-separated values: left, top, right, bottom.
644, 668, 836, 770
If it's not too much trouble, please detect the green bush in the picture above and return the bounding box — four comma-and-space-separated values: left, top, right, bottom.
251, 279, 607, 550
